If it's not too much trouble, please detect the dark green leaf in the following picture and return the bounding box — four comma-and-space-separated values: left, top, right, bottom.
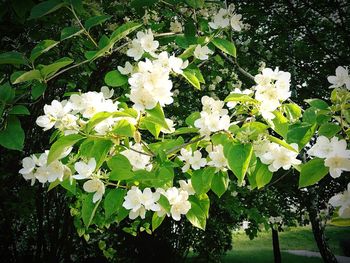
40, 57, 74, 79
0, 116, 25, 150
0, 51, 26, 65
305, 99, 329, 110
12, 70, 42, 84
29, 0, 65, 19
47, 134, 84, 164
212, 38, 236, 58
299, 158, 329, 188
9, 105, 30, 115
191, 167, 216, 195
104, 188, 127, 219
60, 26, 83, 40
318, 123, 341, 138
30, 40, 59, 62
85, 15, 111, 30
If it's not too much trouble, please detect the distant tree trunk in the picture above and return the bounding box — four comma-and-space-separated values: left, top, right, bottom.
272, 228, 281, 263
307, 187, 338, 263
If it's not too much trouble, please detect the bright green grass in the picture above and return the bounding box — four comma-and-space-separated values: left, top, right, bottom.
232, 225, 350, 256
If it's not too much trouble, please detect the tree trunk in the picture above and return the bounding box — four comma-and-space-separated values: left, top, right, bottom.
307, 187, 338, 263
272, 228, 281, 263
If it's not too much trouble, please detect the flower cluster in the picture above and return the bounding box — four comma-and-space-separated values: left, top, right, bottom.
127, 29, 159, 61
122, 180, 193, 221
19, 149, 71, 185
194, 96, 231, 138
121, 143, 152, 171
209, 4, 244, 31
254, 68, 291, 120
194, 45, 214, 60
127, 52, 187, 110
268, 216, 283, 225
36, 87, 120, 134
254, 139, 301, 172
329, 183, 350, 218
179, 148, 207, 172
307, 136, 350, 178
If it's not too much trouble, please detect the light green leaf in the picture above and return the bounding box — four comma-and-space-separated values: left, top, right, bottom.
330, 217, 350, 227
185, 112, 200, 127
267, 111, 289, 138
30, 40, 59, 62
224, 142, 253, 184
152, 213, 165, 232
82, 194, 100, 227
12, 70, 42, 84
85, 15, 111, 30
283, 103, 302, 122
182, 69, 200, 90
40, 57, 74, 79
287, 123, 317, 149
305, 99, 329, 110
145, 103, 170, 131
60, 26, 83, 40
104, 70, 128, 87
61, 178, 76, 194
211, 171, 229, 197
158, 194, 171, 213
79, 138, 113, 169
251, 160, 273, 189
186, 194, 209, 230
112, 119, 136, 137
110, 22, 142, 44
267, 135, 298, 153
185, 0, 204, 8
29, 0, 65, 20
212, 37, 237, 58
0, 51, 27, 65
47, 134, 84, 164
191, 167, 216, 195
104, 188, 127, 219
224, 93, 256, 103
0, 116, 24, 150
31, 82, 47, 99
299, 158, 329, 188
9, 105, 30, 115
107, 154, 134, 181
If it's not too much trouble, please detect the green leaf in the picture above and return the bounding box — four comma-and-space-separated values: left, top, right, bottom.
85, 112, 113, 133
211, 171, 229, 197
191, 167, 216, 195
305, 99, 329, 110
224, 142, 253, 184
267, 135, 299, 153
299, 158, 329, 188
186, 194, 209, 230
182, 69, 200, 90
40, 57, 74, 79
60, 26, 83, 40
212, 38, 236, 58
30, 40, 59, 62
283, 103, 302, 122
104, 188, 127, 219
318, 123, 341, 138
79, 138, 113, 169
112, 119, 136, 137
85, 15, 111, 30
287, 123, 317, 149
0, 83, 15, 102
179, 45, 196, 59
82, 194, 100, 227
9, 105, 30, 115
173, 127, 199, 135
104, 70, 128, 87
224, 93, 256, 103
29, 0, 65, 19
186, 64, 205, 83
250, 160, 273, 189
110, 22, 142, 44
267, 111, 289, 138
145, 103, 170, 130
47, 134, 84, 164
31, 82, 47, 99
0, 116, 24, 150
12, 70, 42, 84
107, 154, 134, 181
185, 0, 204, 8
185, 112, 200, 127
158, 194, 171, 213
61, 178, 76, 194
152, 213, 165, 232
0, 51, 26, 65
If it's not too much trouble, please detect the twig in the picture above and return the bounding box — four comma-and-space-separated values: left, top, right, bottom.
219, 51, 255, 81
46, 60, 90, 82
166, 136, 205, 155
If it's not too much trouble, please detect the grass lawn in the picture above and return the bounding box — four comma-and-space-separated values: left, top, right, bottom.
188, 226, 350, 262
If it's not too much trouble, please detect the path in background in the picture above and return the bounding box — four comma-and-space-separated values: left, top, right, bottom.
285, 250, 350, 263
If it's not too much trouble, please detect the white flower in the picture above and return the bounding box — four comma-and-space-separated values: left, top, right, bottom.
19, 157, 36, 175
127, 39, 144, 61
170, 21, 183, 33
209, 8, 230, 29
329, 183, 350, 218
137, 29, 159, 54
120, 143, 152, 171
46, 160, 65, 182
324, 156, 350, 178
118, 61, 133, 75
307, 136, 339, 158
230, 14, 243, 31
123, 186, 160, 219
194, 45, 214, 60
179, 179, 195, 195
178, 148, 192, 172
327, 66, 350, 90
164, 187, 191, 221
83, 179, 105, 203
73, 158, 96, 180
265, 143, 301, 172
189, 150, 207, 170
206, 144, 228, 171
227, 88, 253, 109
100, 86, 114, 99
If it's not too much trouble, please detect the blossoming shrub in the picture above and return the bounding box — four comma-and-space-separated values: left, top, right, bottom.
1, 0, 349, 246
